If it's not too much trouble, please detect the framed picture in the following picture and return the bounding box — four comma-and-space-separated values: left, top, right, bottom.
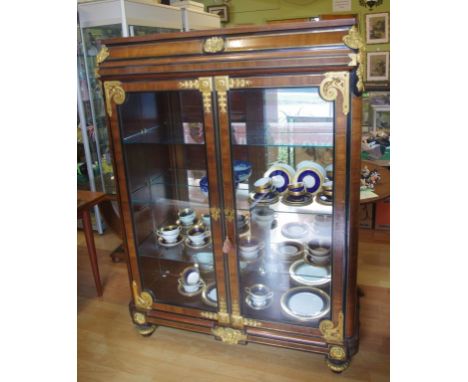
372, 105, 390, 135
366, 52, 389, 82
207, 5, 229, 23
365, 12, 389, 44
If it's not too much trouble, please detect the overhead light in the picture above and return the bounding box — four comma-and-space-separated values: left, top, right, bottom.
359, 0, 384, 10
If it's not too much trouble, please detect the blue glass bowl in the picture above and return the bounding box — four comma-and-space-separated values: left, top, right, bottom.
233, 160, 252, 182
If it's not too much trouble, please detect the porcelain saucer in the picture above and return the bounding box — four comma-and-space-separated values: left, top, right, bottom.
177, 279, 205, 297
185, 236, 211, 249
245, 294, 274, 310
281, 193, 313, 206
157, 234, 184, 247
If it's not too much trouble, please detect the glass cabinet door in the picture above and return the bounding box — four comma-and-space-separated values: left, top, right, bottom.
219, 74, 346, 328
116, 85, 222, 312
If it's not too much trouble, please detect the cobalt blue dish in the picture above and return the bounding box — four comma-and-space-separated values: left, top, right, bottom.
296, 170, 322, 194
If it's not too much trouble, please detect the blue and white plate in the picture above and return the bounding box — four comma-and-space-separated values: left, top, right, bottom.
294, 168, 323, 194
264, 163, 295, 193
233, 160, 252, 182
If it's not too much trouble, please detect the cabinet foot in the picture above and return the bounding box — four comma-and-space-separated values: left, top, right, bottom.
326, 358, 350, 373
129, 302, 156, 337
135, 323, 158, 337
325, 345, 350, 373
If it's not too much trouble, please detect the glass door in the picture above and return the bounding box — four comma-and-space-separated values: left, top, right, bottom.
216, 74, 348, 330
111, 79, 226, 314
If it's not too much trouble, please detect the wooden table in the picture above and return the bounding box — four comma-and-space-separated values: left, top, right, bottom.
78, 190, 109, 297
360, 160, 390, 204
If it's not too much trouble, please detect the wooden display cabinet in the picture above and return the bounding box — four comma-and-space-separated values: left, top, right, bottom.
98, 19, 364, 372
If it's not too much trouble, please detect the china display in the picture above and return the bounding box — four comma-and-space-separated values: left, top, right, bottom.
97, 19, 363, 373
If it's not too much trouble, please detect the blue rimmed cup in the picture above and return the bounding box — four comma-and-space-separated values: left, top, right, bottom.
287, 182, 305, 194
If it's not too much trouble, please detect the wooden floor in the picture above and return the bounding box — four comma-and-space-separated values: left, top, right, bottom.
78, 228, 389, 382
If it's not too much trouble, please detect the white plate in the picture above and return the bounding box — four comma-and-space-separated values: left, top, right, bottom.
280, 286, 330, 321
201, 282, 218, 307
289, 259, 331, 286
289, 291, 324, 316
281, 222, 310, 239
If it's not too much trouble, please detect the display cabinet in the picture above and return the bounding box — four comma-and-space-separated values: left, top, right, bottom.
97, 19, 363, 372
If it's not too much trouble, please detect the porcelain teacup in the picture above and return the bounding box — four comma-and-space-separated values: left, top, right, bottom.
287, 182, 305, 193
201, 213, 211, 227
187, 225, 209, 245
178, 208, 196, 226
181, 266, 201, 285
245, 284, 273, 307
179, 266, 202, 292
239, 238, 260, 259
254, 177, 273, 193
157, 224, 181, 243
306, 240, 332, 257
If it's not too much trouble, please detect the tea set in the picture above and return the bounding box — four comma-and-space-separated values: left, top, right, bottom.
156, 208, 212, 249
249, 160, 333, 207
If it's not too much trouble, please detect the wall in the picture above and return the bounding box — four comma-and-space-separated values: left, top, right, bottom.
198, 0, 390, 55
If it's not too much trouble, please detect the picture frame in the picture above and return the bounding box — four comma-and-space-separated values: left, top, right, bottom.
371, 105, 390, 136
365, 12, 389, 44
366, 52, 389, 82
207, 5, 229, 23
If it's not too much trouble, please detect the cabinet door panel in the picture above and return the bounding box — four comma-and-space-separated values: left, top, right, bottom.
109, 81, 227, 314
217, 74, 348, 330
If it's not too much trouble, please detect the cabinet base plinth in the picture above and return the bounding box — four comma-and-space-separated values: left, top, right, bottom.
326, 358, 350, 373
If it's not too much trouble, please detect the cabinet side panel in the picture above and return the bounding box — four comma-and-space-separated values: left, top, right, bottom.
345, 94, 362, 338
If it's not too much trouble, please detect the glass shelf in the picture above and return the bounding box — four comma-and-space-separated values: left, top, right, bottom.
122, 121, 206, 145
130, 168, 208, 195
230, 120, 333, 147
